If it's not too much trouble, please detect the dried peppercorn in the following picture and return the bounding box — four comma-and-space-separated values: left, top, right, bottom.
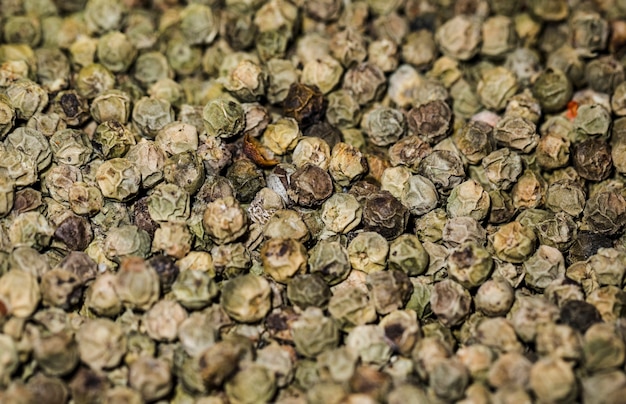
225, 158, 265, 203
363, 106, 407, 147
147, 254, 179, 294
288, 164, 333, 207
53, 215, 93, 251
283, 82, 326, 129
532, 68, 573, 113
583, 190, 626, 236
406, 100, 453, 145
287, 273, 331, 309
572, 139, 613, 181
567, 231, 614, 264
342, 62, 387, 105
303, 121, 342, 151
585, 56, 625, 94
362, 190, 409, 240
453, 120, 493, 165
51, 90, 90, 127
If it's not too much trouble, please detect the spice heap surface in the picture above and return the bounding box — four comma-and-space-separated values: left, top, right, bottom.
2, 0, 626, 402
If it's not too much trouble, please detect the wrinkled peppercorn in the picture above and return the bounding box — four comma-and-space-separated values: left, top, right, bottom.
572, 139, 613, 181
53, 215, 93, 251
363, 190, 409, 240
566, 231, 614, 264
283, 83, 327, 128
407, 100, 453, 145
133, 197, 159, 238
288, 164, 333, 207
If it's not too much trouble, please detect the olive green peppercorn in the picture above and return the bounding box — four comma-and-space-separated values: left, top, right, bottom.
532, 68, 573, 113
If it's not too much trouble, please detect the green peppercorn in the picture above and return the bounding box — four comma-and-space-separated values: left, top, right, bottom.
532, 68, 573, 113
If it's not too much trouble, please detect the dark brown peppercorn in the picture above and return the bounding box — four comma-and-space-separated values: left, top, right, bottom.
566, 231, 614, 264
363, 190, 409, 240
560, 300, 602, 333
226, 158, 266, 203
368, 270, 414, 314
572, 139, 613, 181
288, 164, 333, 207
53, 215, 93, 251
13, 188, 43, 213
265, 307, 298, 342
365, 152, 392, 184
147, 254, 180, 294
283, 83, 327, 128
406, 100, 453, 145
418, 150, 465, 193
583, 191, 626, 236
609, 20, 626, 54
349, 180, 381, 204
133, 197, 159, 238
304, 121, 342, 149
388, 135, 432, 171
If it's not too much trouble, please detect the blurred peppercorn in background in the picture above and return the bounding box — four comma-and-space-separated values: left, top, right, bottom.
3, 0, 626, 402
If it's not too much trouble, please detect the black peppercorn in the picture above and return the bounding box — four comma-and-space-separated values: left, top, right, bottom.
572, 138, 613, 181
133, 197, 159, 238
147, 254, 180, 294
560, 300, 602, 333
57, 251, 98, 283
363, 190, 409, 240
53, 215, 93, 251
288, 164, 333, 207
583, 191, 626, 236
283, 83, 327, 128
567, 231, 615, 264
13, 188, 43, 214
348, 180, 381, 204
406, 100, 453, 145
